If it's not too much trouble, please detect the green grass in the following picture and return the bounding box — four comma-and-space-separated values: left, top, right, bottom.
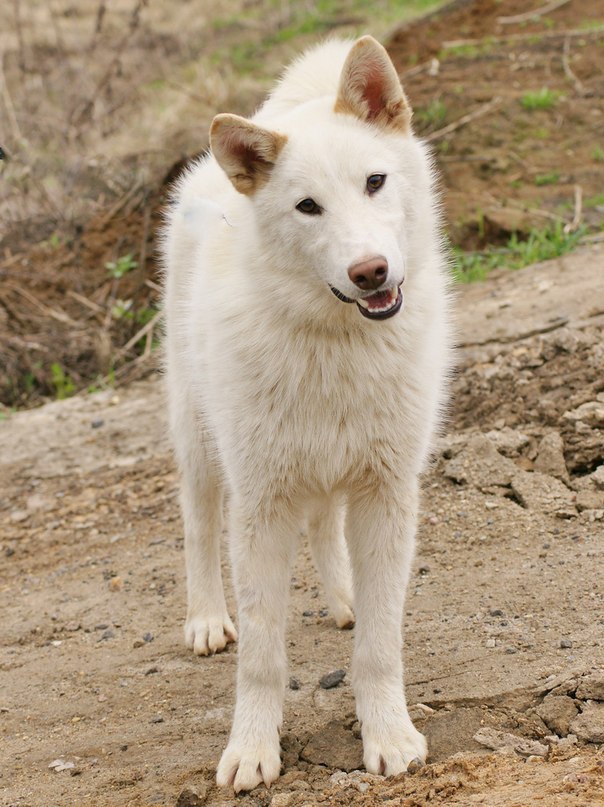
417, 99, 447, 128
50, 362, 76, 400
520, 88, 560, 111
535, 171, 560, 186
106, 254, 138, 279
211, 0, 448, 74
592, 146, 604, 163
584, 193, 604, 209
453, 222, 585, 283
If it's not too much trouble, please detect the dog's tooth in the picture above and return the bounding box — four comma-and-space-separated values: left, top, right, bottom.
357, 298, 369, 309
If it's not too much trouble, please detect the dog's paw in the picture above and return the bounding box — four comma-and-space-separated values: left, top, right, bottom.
216, 738, 281, 793
362, 721, 427, 777
333, 599, 355, 630
184, 612, 237, 656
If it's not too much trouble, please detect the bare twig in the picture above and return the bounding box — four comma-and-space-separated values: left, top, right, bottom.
114, 309, 163, 360
564, 185, 583, 234
497, 0, 571, 25
562, 36, 589, 96
94, 0, 107, 36
6, 284, 82, 327
443, 25, 604, 50
96, 178, 144, 228
11, 0, 27, 72
0, 54, 25, 146
424, 97, 502, 143
66, 290, 105, 315
144, 279, 162, 294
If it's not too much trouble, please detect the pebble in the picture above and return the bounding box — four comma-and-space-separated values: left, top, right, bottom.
289, 678, 300, 690
150, 715, 164, 724
489, 608, 504, 617
176, 784, 208, 806
91, 419, 104, 429
486, 638, 496, 648
143, 632, 154, 643
302, 610, 314, 617
320, 669, 346, 689
100, 629, 115, 641
145, 666, 159, 676
560, 639, 573, 649
49, 759, 75, 772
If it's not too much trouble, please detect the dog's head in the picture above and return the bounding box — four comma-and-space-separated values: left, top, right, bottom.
210, 36, 430, 322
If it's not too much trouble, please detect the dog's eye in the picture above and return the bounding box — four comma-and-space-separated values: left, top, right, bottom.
296, 198, 322, 215
366, 174, 386, 194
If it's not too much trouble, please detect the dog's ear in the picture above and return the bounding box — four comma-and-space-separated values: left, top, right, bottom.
210, 114, 287, 195
335, 36, 412, 133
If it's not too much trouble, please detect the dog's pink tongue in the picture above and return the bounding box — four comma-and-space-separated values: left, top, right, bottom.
365, 290, 391, 310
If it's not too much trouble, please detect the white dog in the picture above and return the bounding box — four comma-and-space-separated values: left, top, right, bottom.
162, 35, 452, 792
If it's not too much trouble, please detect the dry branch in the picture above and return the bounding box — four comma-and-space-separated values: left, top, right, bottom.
443, 25, 604, 50
424, 97, 502, 143
562, 37, 589, 96
114, 309, 163, 361
564, 185, 583, 234
497, 0, 571, 25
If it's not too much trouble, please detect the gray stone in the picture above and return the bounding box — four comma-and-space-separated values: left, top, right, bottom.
443, 434, 518, 489
534, 432, 569, 482
319, 669, 346, 689
473, 727, 548, 757
590, 466, 604, 491
485, 427, 530, 457
510, 471, 576, 517
563, 400, 604, 428
536, 694, 579, 736
576, 671, 604, 701
301, 721, 363, 771
175, 783, 208, 806
569, 702, 604, 743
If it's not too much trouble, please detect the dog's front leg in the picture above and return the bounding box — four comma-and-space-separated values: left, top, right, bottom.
346, 476, 427, 776
216, 499, 298, 792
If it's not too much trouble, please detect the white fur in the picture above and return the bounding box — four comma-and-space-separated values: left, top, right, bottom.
162, 36, 452, 793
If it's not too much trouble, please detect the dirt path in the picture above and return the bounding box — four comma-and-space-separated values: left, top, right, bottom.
2, 246, 603, 806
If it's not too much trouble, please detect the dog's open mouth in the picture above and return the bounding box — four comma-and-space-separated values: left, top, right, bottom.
330, 285, 403, 320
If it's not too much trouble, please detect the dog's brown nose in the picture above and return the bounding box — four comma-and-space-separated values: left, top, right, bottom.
348, 257, 388, 290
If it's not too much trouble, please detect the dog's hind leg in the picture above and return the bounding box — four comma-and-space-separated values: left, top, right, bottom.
307, 494, 355, 629
175, 421, 237, 656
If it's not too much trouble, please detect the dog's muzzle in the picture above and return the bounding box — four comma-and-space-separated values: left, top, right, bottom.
329, 285, 403, 320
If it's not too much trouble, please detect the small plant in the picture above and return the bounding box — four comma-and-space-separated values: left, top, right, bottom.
521, 88, 560, 111
106, 253, 138, 279
453, 222, 585, 283
417, 99, 447, 128
592, 146, 604, 163
535, 171, 560, 186
50, 362, 76, 400
111, 298, 134, 320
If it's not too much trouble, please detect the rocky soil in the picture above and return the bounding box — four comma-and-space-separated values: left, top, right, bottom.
1, 245, 603, 806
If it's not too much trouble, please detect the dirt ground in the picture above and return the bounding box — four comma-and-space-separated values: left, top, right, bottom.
1, 1, 604, 804
1, 0, 603, 405
2, 245, 603, 806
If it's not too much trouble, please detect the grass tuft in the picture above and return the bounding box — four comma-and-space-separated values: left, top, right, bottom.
453, 222, 585, 283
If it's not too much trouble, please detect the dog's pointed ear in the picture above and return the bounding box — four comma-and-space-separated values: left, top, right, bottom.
335, 36, 412, 133
210, 114, 287, 195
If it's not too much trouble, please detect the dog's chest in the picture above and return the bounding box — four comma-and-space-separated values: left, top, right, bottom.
220, 327, 414, 490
